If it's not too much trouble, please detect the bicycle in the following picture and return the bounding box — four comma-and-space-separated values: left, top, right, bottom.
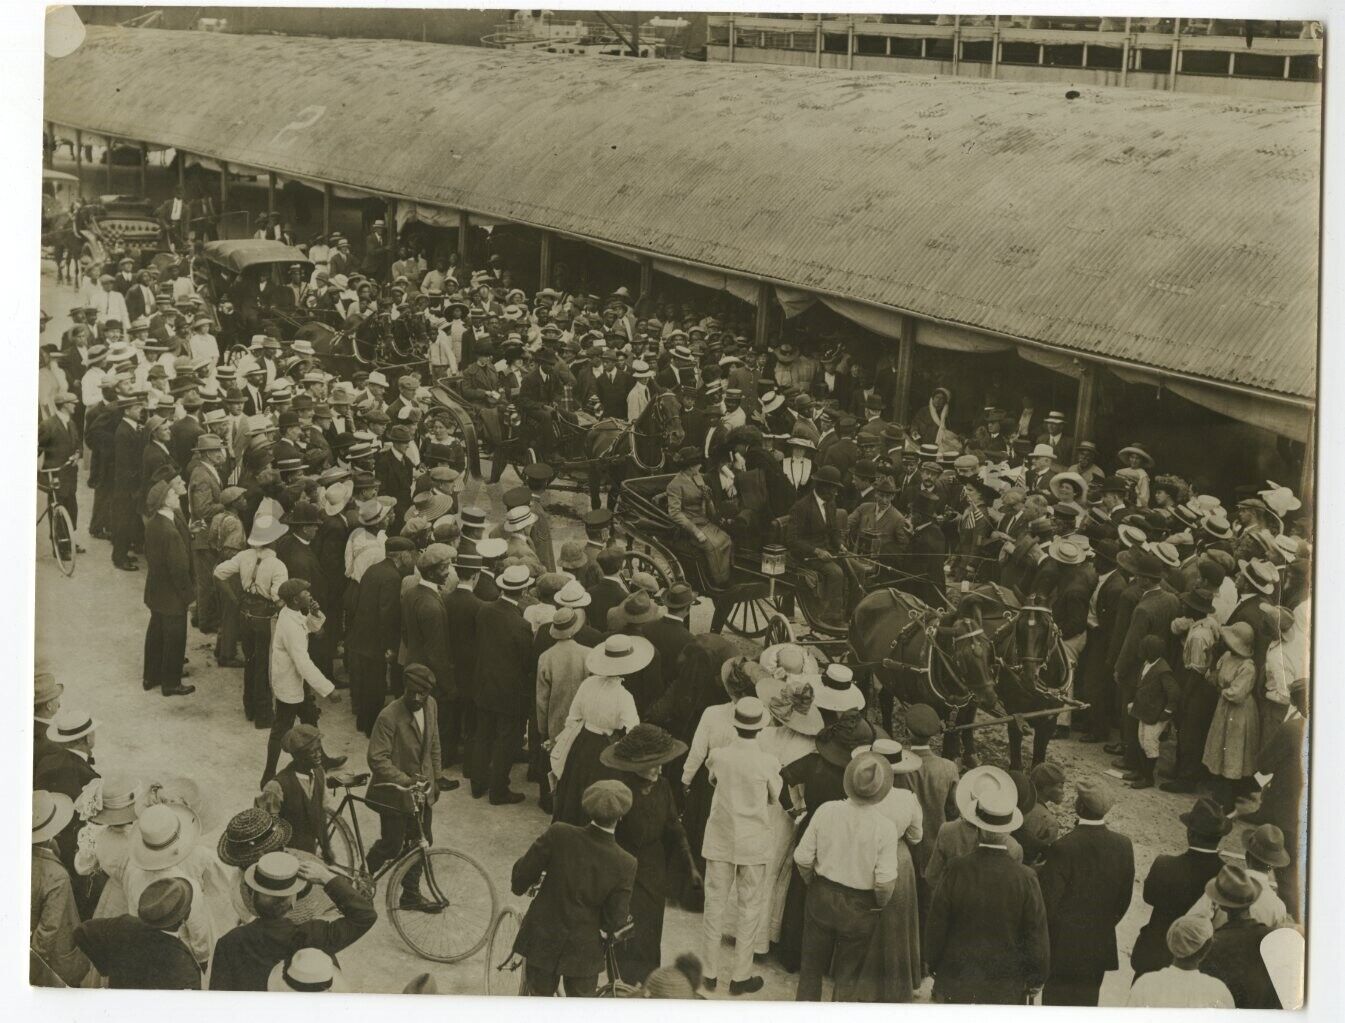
37, 467, 76, 577
485, 877, 638, 997
322, 771, 497, 963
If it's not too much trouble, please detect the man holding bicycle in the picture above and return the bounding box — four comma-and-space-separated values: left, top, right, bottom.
367, 664, 443, 913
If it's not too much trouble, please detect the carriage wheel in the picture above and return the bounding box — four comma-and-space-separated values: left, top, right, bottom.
620, 549, 674, 591
764, 612, 796, 647
724, 596, 776, 638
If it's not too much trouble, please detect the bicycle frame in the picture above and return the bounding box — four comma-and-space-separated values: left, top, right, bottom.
327, 780, 442, 892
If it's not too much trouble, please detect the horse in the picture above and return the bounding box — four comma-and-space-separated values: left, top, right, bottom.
850, 587, 1001, 767
586, 391, 685, 509
971, 587, 1075, 769
41, 209, 82, 284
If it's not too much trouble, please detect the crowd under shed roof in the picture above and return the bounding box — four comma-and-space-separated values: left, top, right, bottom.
45, 26, 1319, 405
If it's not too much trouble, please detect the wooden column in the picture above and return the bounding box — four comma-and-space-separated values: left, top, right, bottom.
105, 136, 114, 191
43, 122, 53, 168
990, 16, 1001, 79
892, 316, 916, 424
952, 15, 962, 74
815, 13, 823, 67
177, 149, 186, 190
539, 230, 555, 289
1299, 416, 1315, 507
846, 18, 855, 69
322, 183, 332, 236
1168, 19, 1181, 91
639, 257, 654, 301
267, 172, 277, 216
457, 210, 470, 269
1120, 17, 1131, 85
74, 130, 83, 197
139, 142, 149, 195
754, 282, 772, 349
1073, 361, 1100, 442
727, 13, 735, 62
386, 198, 398, 260
219, 161, 229, 211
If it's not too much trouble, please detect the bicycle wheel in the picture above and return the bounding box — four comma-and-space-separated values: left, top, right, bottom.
387, 846, 498, 963
483, 908, 525, 995
50, 504, 76, 577
322, 809, 358, 875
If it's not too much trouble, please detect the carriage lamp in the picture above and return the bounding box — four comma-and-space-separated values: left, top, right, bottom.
762, 544, 787, 577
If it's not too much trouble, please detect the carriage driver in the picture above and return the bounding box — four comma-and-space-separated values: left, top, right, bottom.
517, 348, 567, 460
665, 445, 733, 587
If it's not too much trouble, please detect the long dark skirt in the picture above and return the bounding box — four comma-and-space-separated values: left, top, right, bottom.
552, 729, 614, 826
854, 840, 921, 1002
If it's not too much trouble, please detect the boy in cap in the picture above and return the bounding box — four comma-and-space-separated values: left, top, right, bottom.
511, 780, 638, 996
1126, 915, 1233, 1008
896, 704, 959, 928
1036, 777, 1135, 1005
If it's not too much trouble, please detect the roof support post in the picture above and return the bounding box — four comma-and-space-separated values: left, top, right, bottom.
990, 17, 1001, 79
322, 183, 332, 236
458, 210, 470, 271
219, 161, 229, 213
754, 281, 772, 350
177, 148, 185, 191
140, 142, 149, 196
105, 135, 114, 191
815, 13, 823, 67
1169, 19, 1181, 91
74, 130, 83, 198
847, 18, 855, 69
1299, 417, 1315, 505
639, 257, 654, 301
891, 316, 916, 424
267, 172, 277, 216
952, 15, 962, 74
727, 13, 735, 62
386, 197, 398, 263
1120, 18, 1131, 85
1073, 361, 1099, 445
540, 230, 555, 290
43, 122, 53, 168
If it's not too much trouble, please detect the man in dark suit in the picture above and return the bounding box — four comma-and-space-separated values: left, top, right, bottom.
516, 350, 567, 460
75, 878, 202, 989
819, 415, 860, 483
1250, 679, 1307, 918
1036, 779, 1135, 1005
643, 583, 694, 677
593, 352, 630, 420
38, 391, 82, 540
403, 546, 463, 769
375, 425, 416, 532
511, 779, 638, 996
585, 547, 629, 633
785, 465, 847, 628
186, 434, 228, 633
1198, 866, 1281, 1008
210, 851, 376, 990
347, 538, 415, 736
142, 479, 197, 697
925, 782, 1051, 1005
472, 565, 536, 804
442, 559, 483, 779
1130, 797, 1230, 977
169, 395, 206, 470
33, 672, 63, 779
1112, 550, 1179, 773
112, 395, 147, 570
366, 664, 444, 911
1079, 546, 1129, 742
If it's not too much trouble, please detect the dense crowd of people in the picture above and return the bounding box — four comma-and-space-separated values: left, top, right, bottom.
33, 236, 1308, 1004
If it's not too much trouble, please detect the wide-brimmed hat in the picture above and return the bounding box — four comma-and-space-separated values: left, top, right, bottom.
1180, 587, 1215, 615
549, 606, 586, 641
1238, 558, 1278, 595
218, 807, 294, 867
756, 674, 824, 736
1047, 536, 1087, 566
90, 773, 143, 826
586, 634, 655, 677
47, 707, 96, 744
356, 495, 396, 528
773, 342, 799, 363
1117, 443, 1155, 468
600, 724, 689, 773
1050, 471, 1088, 501
813, 663, 864, 713
619, 590, 665, 625
1029, 442, 1056, 460
1242, 824, 1292, 868
320, 480, 354, 518
268, 948, 349, 993
245, 850, 307, 898
412, 490, 454, 523
554, 579, 592, 608
759, 642, 820, 677
843, 752, 893, 806
1179, 796, 1233, 839
129, 801, 201, 870
817, 713, 882, 767
1204, 864, 1262, 909
662, 582, 696, 611
247, 511, 289, 546
34, 671, 63, 708
955, 766, 1024, 833
32, 790, 74, 844
138, 877, 195, 931
854, 738, 921, 775
1220, 622, 1255, 657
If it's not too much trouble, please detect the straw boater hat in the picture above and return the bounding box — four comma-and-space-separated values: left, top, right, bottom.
731, 696, 769, 732
47, 707, 97, 745
955, 765, 1024, 833
1047, 536, 1087, 566
129, 800, 201, 871
814, 663, 864, 713
245, 850, 308, 899
586, 635, 655, 677
854, 738, 922, 775
34, 670, 63, 708
755, 674, 824, 736
33, 790, 74, 844
357, 495, 397, 528
268, 948, 349, 993
600, 724, 689, 774
1238, 558, 1278, 596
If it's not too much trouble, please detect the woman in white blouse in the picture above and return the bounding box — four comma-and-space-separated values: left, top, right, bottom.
550, 636, 650, 826
853, 740, 925, 1002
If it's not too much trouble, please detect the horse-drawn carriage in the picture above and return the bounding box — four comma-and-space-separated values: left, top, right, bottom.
609, 472, 1086, 769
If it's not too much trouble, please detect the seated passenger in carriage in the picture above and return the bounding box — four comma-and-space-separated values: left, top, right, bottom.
785, 465, 849, 629
665, 446, 733, 588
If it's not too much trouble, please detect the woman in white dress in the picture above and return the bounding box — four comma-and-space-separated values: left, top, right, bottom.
72, 774, 142, 919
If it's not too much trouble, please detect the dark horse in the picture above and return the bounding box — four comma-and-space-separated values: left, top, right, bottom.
970, 585, 1075, 769
585, 392, 685, 509
850, 588, 1000, 767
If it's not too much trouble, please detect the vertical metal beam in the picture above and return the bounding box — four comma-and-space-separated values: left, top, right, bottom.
892, 316, 916, 425
754, 282, 772, 350
322, 183, 332, 236
1074, 362, 1100, 444
75, 129, 83, 197
457, 210, 470, 269
139, 142, 148, 195
990, 17, 1001, 79
1120, 17, 1131, 85
1169, 19, 1181, 91
539, 230, 554, 290
267, 172, 277, 216
816, 13, 823, 67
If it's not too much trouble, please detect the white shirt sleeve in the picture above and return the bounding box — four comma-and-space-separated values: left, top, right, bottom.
278, 614, 334, 698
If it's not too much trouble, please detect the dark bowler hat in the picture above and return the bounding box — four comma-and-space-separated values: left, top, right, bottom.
138, 877, 194, 931
1179, 797, 1232, 840
813, 465, 844, 490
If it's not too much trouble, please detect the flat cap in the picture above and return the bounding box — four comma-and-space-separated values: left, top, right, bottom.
385, 536, 416, 553
1075, 776, 1116, 819
403, 663, 436, 692
1166, 915, 1214, 959
904, 703, 943, 738
581, 779, 633, 825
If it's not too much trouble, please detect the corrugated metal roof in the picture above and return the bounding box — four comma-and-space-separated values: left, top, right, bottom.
45, 27, 1319, 401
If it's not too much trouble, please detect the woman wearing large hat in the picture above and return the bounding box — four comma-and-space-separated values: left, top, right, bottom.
665, 444, 734, 587
595, 724, 695, 984
550, 636, 652, 827
71, 773, 144, 919
1202, 622, 1261, 810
